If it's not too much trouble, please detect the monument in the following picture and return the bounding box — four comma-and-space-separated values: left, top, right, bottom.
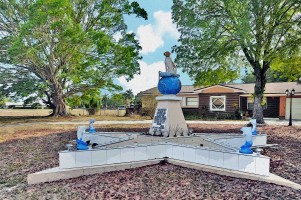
149, 51, 189, 136
28, 53, 288, 190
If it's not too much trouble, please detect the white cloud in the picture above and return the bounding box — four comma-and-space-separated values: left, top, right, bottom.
137, 11, 180, 54
119, 11, 180, 94
137, 24, 164, 54
118, 61, 165, 95
154, 11, 180, 39
113, 31, 122, 42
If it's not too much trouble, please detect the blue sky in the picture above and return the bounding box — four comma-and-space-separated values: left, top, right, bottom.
117, 0, 194, 94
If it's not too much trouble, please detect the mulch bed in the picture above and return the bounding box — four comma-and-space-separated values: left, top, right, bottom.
1, 124, 301, 199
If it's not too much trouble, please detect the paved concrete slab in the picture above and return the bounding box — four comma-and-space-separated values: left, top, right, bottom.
28, 158, 301, 190
28, 159, 162, 185
168, 159, 301, 190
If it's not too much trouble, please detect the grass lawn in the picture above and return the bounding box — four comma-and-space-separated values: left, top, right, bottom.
0, 109, 151, 126
1, 121, 301, 199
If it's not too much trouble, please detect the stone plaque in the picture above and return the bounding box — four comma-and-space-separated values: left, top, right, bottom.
152, 108, 167, 130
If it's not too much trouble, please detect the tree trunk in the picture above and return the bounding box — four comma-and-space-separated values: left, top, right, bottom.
253, 94, 264, 123
49, 77, 67, 116
52, 92, 67, 116
252, 62, 268, 124
42, 91, 56, 115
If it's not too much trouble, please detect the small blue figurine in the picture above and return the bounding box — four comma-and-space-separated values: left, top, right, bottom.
88, 118, 96, 133
76, 138, 89, 150
239, 127, 253, 154
250, 119, 257, 135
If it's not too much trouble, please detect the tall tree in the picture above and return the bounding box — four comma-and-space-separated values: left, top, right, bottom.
270, 47, 301, 81
172, 0, 301, 123
123, 89, 134, 106
0, 0, 147, 116
101, 94, 109, 109
242, 68, 288, 83
110, 93, 126, 108
0, 91, 7, 108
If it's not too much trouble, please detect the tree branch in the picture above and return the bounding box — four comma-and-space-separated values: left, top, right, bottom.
242, 47, 255, 67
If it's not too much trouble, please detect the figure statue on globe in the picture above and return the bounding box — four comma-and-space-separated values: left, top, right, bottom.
158, 51, 181, 95
149, 50, 188, 137
164, 51, 177, 74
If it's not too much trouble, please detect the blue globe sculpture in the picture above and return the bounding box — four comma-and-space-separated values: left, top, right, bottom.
158, 73, 181, 95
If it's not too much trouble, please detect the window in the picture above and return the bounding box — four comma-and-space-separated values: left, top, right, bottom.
186, 97, 198, 106
247, 97, 267, 110
210, 96, 226, 111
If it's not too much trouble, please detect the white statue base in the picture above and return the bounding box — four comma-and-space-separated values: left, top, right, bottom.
149, 95, 189, 137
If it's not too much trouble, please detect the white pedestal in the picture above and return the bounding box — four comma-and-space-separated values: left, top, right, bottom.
149, 95, 189, 137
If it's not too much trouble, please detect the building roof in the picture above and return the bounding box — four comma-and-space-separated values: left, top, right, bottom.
140, 82, 301, 95
223, 82, 301, 94
139, 87, 159, 95
194, 84, 247, 93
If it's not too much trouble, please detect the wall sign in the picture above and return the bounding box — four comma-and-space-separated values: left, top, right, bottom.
152, 108, 167, 130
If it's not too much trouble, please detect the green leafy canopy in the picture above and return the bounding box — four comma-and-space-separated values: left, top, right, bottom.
172, 0, 301, 123
0, 0, 147, 115
172, 0, 301, 86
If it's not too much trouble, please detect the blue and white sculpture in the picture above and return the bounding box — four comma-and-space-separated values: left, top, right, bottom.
158, 51, 181, 95
88, 118, 96, 133
149, 51, 188, 136
76, 126, 89, 150
250, 119, 257, 135
239, 127, 253, 154
76, 138, 89, 150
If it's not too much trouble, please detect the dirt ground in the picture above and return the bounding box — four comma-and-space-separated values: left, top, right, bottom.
1, 123, 301, 199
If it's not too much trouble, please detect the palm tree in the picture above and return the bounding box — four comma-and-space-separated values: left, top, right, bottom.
123, 89, 134, 107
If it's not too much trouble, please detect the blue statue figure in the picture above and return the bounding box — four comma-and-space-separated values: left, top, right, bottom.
239, 127, 253, 154
158, 51, 181, 95
250, 119, 257, 135
88, 118, 96, 133
76, 138, 89, 150
76, 126, 89, 150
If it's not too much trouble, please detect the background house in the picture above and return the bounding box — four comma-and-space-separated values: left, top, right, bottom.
139, 85, 199, 117
140, 82, 301, 120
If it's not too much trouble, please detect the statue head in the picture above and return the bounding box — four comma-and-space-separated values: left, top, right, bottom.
250, 119, 256, 125
89, 118, 95, 125
241, 127, 252, 134
77, 126, 86, 139
249, 119, 257, 134
164, 51, 171, 57
241, 127, 252, 142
